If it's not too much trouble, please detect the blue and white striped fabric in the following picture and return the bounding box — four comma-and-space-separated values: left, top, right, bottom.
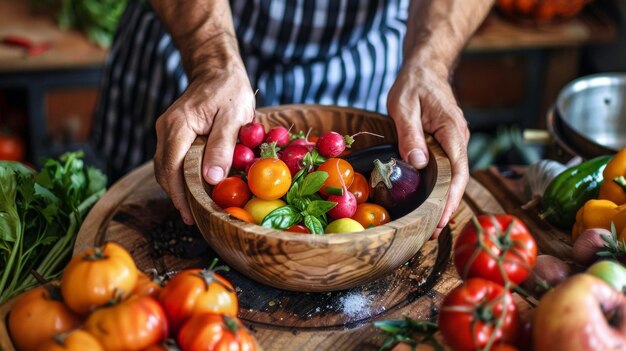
91, 0, 409, 181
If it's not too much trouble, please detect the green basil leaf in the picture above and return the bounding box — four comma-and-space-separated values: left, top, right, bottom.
306, 200, 336, 217
292, 168, 306, 185
293, 197, 311, 212
310, 149, 327, 166
261, 206, 302, 230
286, 182, 299, 205
304, 215, 324, 234
299, 171, 328, 196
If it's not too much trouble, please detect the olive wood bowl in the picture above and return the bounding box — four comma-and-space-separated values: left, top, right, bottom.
183, 104, 451, 292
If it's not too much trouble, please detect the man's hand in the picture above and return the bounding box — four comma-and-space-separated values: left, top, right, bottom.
387, 65, 470, 239
154, 62, 255, 225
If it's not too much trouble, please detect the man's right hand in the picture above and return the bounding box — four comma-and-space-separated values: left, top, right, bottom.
154, 60, 255, 225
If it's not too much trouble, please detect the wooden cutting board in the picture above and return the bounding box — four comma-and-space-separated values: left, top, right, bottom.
69, 161, 507, 351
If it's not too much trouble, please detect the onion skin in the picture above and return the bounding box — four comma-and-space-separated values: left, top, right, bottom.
369, 158, 421, 218
572, 228, 611, 266
520, 254, 572, 297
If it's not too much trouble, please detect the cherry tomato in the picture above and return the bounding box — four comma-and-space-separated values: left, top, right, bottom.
454, 215, 537, 285
211, 177, 251, 209
224, 207, 255, 223
244, 198, 286, 224
0, 131, 25, 161
317, 158, 354, 196
286, 224, 310, 234
9, 284, 82, 351
348, 172, 370, 204
159, 266, 239, 333
351, 203, 390, 228
85, 295, 168, 350
133, 270, 163, 299
439, 278, 520, 351
36, 330, 104, 351
61, 241, 138, 314
247, 158, 291, 200
178, 313, 258, 351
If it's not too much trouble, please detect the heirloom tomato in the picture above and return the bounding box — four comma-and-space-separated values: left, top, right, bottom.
211, 177, 251, 208
454, 215, 537, 285
247, 158, 291, 200
9, 284, 82, 351
61, 242, 138, 314
133, 270, 162, 298
178, 314, 257, 351
84, 295, 168, 351
438, 278, 520, 351
36, 330, 104, 351
159, 265, 238, 333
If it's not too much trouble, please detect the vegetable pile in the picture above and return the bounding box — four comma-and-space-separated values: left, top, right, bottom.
0, 152, 106, 304
8, 242, 259, 351
212, 122, 422, 234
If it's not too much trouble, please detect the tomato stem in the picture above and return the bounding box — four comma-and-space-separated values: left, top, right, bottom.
223, 315, 240, 335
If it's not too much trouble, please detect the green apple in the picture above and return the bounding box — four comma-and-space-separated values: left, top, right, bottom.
586, 260, 626, 293
534, 274, 626, 351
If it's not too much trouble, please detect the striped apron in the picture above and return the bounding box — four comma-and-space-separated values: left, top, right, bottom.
91, 0, 409, 181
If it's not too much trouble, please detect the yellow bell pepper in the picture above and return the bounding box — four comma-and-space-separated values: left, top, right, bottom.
571, 199, 620, 240
599, 148, 626, 205
612, 204, 626, 240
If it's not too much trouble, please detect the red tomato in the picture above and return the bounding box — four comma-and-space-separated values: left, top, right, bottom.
351, 203, 390, 228
247, 158, 291, 200
9, 284, 82, 351
84, 295, 168, 351
439, 278, 520, 351
0, 131, 25, 161
224, 207, 255, 223
454, 215, 537, 285
286, 224, 310, 233
212, 177, 251, 209
178, 314, 258, 351
159, 267, 239, 333
317, 158, 354, 196
348, 172, 369, 204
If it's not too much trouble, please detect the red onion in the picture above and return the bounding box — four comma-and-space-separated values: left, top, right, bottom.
572, 228, 612, 266
369, 158, 421, 218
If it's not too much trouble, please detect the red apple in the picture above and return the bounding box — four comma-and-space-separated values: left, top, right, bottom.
533, 274, 626, 351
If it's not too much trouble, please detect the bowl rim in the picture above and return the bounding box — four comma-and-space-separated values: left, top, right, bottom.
183, 104, 451, 243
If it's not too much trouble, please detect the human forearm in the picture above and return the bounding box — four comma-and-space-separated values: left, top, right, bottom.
149, 0, 243, 79
403, 0, 494, 76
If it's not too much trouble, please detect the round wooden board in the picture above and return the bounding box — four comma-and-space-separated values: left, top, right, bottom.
73, 162, 504, 351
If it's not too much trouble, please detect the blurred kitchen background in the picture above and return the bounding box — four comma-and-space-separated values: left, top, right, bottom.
0, 0, 624, 177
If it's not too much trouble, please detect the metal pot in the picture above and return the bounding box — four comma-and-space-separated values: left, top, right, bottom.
552, 73, 626, 157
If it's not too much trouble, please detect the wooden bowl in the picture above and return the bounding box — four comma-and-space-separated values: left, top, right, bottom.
183, 105, 451, 292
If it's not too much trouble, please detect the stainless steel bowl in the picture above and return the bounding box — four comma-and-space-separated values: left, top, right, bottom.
556, 73, 626, 156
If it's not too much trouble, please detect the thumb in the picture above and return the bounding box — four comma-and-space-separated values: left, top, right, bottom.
202, 111, 244, 184
391, 104, 429, 170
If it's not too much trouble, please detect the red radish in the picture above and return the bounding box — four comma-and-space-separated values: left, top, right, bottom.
316, 131, 383, 158
239, 122, 266, 148
290, 138, 315, 151
265, 126, 290, 147
281, 145, 309, 176
232, 144, 255, 170
327, 187, 357, 219
245, 157, 260, 173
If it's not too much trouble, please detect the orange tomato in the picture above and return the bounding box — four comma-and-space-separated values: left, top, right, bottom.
36, 330, 104, 351
159, 266, 239, 333
224, 207, 255, 223
247, 158, 291, 200
133, 271, 162, 299
61, 242, 138, 314
351, 203, 391, 228
178, 314, 258, 351
84, 295, 168, 351
348, 172, 370, 204
317, 158, 354, 196
211, 177, 251, 208
9, 284, 82, 351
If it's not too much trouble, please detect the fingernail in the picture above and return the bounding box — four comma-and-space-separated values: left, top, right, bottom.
408, 149, 428, 168
205, 166, 224, 184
